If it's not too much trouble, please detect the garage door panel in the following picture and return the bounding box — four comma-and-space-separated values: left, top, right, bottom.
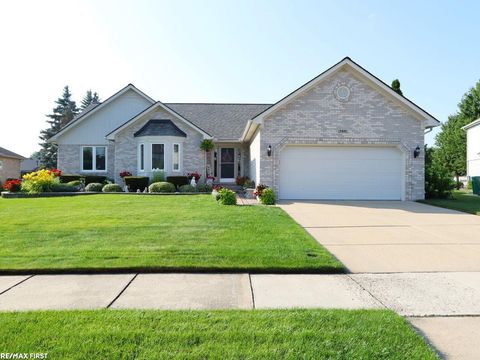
279, 146, 403, 200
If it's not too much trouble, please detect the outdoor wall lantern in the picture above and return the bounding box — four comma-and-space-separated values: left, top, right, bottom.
267, 145, 272, 157
413, 146, 421, 158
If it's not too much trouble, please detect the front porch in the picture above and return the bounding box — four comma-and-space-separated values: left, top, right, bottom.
207, 142, 249, 183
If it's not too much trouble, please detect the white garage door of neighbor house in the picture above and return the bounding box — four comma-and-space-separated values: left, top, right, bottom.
279, 146, 403, 200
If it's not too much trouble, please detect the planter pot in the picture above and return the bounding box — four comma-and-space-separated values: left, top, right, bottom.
245, 188, 255, 199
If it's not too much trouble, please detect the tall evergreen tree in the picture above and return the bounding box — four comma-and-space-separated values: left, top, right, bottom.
435, 79, 480, 186
81, 90, 100, 110
391, 79, 403, 95
38, 86, 79, 168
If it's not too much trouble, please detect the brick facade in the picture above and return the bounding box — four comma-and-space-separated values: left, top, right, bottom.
258, 70, 425, 200
0, 156, 21, 182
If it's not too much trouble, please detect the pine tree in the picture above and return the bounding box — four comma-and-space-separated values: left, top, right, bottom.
391, 79, 403, 96
38, 86, 79, 168
81, 90, 100, 110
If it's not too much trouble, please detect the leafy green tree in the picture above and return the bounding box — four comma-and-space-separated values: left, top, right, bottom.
81, 90, 100, 110
38, 86, 79, 168
391, 79, 403, 95
425, 146, 455, 198
435, 79, 480, 186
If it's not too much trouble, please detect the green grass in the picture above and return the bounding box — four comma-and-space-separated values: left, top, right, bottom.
420, 191, 480, 215
0, 309, 437, 359
0, 195, 342, 273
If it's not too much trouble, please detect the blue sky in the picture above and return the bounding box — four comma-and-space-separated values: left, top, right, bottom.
0, 0, 479, 156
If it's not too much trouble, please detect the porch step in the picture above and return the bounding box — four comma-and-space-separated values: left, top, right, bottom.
214, 183, 244, 193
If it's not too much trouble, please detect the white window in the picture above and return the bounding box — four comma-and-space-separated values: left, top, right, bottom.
82, 146, 107, 172
151, 144, 164, 170
172, 143, 180, 171
139, 144, 145, 171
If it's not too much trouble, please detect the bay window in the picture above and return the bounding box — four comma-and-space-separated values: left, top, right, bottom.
151, 144, 164, 170
172, 143, 180, 171
82, 146, 107, 172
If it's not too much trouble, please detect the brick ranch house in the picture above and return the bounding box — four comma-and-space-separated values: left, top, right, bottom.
48, 57, 439, 200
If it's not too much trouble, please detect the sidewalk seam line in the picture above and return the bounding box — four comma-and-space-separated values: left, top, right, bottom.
248, 273, 255, 309
106, 273, 138, 309
0, 275, 35, 297
347, 274, 389, 309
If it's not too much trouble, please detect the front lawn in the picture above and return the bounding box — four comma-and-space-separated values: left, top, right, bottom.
420, 191, 480, 215
0, 195, 342, 273
0, 309, 437, 359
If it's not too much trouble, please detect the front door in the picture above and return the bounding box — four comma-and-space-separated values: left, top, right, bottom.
220, 148, 235, 182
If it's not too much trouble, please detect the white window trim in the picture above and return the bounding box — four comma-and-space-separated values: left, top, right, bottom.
139, 143, 145, 172
172, 143, 181, 172
151, 143, 165, 171
81, 146, 107, 173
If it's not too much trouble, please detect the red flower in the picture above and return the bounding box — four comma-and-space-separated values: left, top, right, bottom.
120, 171, 132, 178
254, 184, 268, 197
48, 168, 62, 177
213, 185, 223, 191
3, 179, 22, 192
188, 172, 201, 181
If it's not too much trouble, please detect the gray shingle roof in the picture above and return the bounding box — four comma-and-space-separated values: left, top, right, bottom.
134, 120, 187, 138
0, 146, 25, 160
165, 103, 272, 140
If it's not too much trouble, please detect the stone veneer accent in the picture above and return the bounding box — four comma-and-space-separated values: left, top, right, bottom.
258, 70, 425, 200
0, 156, 21, 182
113, 108, 205, 184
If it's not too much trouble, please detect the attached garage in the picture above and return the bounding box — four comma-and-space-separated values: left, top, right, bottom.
278, 146, 404, 200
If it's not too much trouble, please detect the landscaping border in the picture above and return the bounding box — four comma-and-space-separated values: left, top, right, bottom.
1, 191, 211, 199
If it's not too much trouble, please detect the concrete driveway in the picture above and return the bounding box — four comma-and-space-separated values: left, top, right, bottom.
279, 200, 480, 273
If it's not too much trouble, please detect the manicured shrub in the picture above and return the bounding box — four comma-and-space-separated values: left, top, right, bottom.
51, 183, 77, 192
149, 182, 176, 193
85, 175, 107, 185
467, 180, 473, 190
2, 179, 22, 192
67, 180, 81, 187
179, 184, 196, 192
59, 174, 82, 183
124, 176, 149, 192
218, 188, 237, 205
85, 183, 103, 192
197, 184, 213, 193
259, 188, 276, 205
102, 184, 123, 192
21, 169, 58, 194
167, 176, 189, 188
152, 170, 165, 183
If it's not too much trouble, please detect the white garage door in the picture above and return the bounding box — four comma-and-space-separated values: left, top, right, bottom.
279, 146, 403, 200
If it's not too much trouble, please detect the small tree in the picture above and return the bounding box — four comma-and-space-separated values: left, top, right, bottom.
425, 146, 455, 198
38, 86, 79, 168
391, 79, 403, 96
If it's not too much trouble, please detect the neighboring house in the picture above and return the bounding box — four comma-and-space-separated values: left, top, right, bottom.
20, 158, 40, 175
463, 118, 480, 178
48, 57, 439, 200
0, 147, 25, 183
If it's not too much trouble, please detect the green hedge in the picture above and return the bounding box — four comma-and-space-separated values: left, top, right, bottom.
60, 174, 107, 185
124, 176, 149, 192
166, 176, 189, 189
149, 182, 176, 193
102, 184, 123, 193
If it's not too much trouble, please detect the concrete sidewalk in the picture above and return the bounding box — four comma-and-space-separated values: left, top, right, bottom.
1, 272, 480, 315
2, 272, 480, 359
